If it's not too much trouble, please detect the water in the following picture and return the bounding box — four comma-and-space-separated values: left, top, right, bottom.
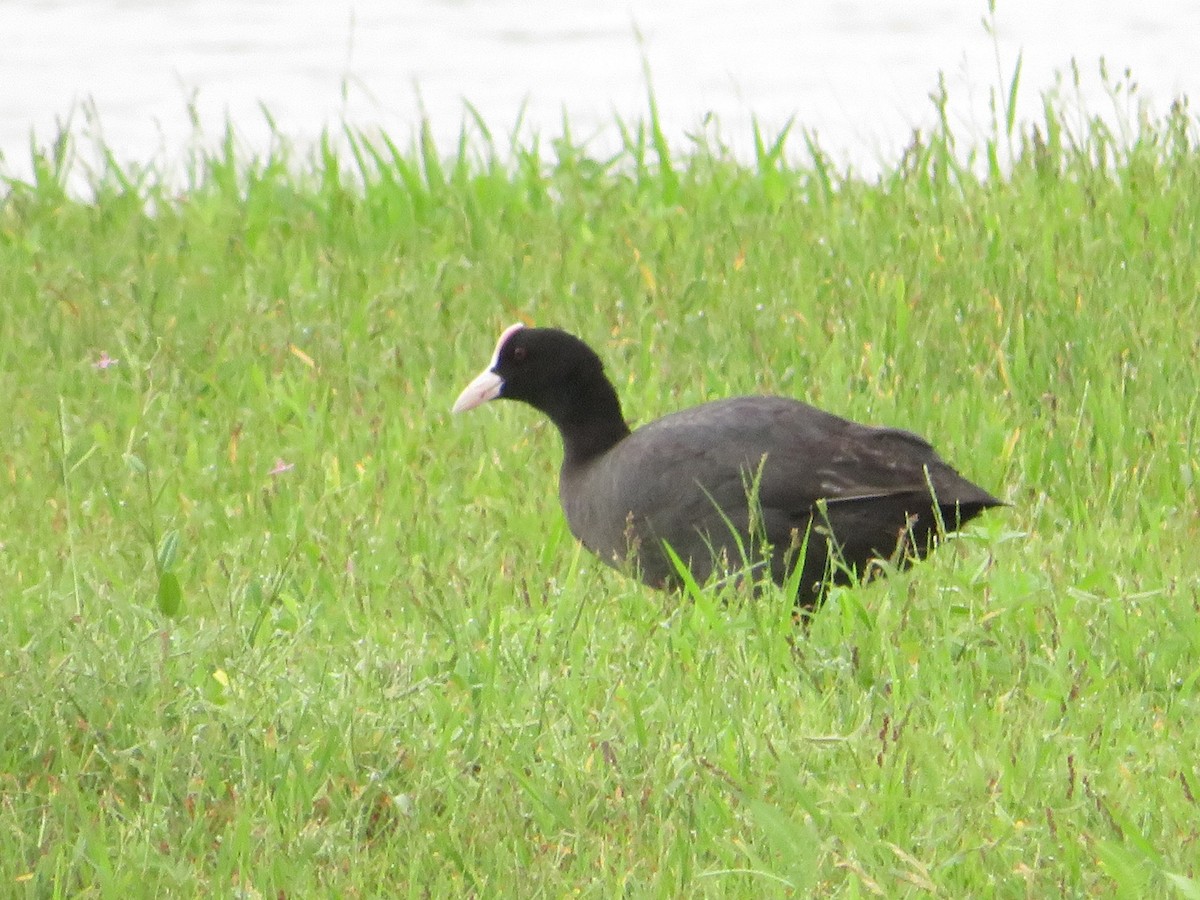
2, 0, 1197, 182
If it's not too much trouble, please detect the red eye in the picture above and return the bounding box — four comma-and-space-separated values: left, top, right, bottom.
512, 346, 527, 362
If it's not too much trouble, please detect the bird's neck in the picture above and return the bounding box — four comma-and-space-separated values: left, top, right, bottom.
545, 377, 631, 466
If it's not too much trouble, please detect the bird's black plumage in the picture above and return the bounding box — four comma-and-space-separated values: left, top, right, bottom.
454, 325, 1002, 606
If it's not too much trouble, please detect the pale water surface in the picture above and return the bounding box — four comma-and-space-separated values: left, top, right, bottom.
3, 0, 1198, 181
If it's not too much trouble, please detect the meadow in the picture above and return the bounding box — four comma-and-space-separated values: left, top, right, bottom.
1, 71, 1199, 896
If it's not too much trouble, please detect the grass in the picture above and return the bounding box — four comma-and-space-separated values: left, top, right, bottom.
2, 65, 1199, 897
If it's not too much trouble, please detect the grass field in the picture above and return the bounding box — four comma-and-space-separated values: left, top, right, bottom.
2, 69, 1199, 897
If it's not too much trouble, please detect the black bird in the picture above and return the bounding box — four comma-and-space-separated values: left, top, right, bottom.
453, 324, 1002, 606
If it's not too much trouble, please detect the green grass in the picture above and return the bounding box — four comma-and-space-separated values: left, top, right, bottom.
2, 67, 1199, 897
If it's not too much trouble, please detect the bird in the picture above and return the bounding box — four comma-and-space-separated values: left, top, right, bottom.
453, 323, 1003, 606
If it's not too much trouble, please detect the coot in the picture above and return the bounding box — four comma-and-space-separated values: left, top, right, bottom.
453, 324, 1002, 606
